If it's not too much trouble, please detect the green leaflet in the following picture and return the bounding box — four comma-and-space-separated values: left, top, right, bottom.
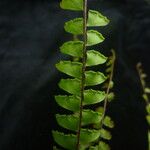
55, 95, 80, 112
56, 109, 102, 131
108, 92, 115, 102
56, 114, 78, 131
60, 0, 83, 11
98, 141, 110, 150
94, 115, 114, 129
89, 141, 110, 150
146, 104, 150, 114
100, 129, 112, 140
64, 18, 83, 35
80, 129, 100, 143
59, 72, 106, 94
55, 90, 105, 112
86, 50, 107, 66
60, 41, 107, 66
85, 71, 107, 86
52, 129, 100, 150
103, 116, 114, 128
52, 131, 77, 150
84, 89, 105, 105
87, 10, 110, 27
146, 115, 150, 125
60, 41, 83, 57
87, 30, 105, 46
64, 10, 110, 35
59, 78, 81, 95
56, 61, 82, 78
145, 88, 150, 94
56, 62, 107, 83
81, 109, 102, 125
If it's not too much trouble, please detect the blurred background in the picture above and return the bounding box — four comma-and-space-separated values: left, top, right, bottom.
0, 0, 150, 149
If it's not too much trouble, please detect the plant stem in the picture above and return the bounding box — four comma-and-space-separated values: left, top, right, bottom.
136, 62, 149, 104
136, 63, 150, 150
100, 49, 116, 128
76, 0, 87, 149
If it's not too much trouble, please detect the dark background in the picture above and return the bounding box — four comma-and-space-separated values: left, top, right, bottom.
0, 0, 150, 150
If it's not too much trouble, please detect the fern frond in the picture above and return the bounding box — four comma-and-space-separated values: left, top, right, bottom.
136, 62, 150, 150
53, 0, 115, 149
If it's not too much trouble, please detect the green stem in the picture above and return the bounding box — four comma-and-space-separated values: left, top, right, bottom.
100, 50, 116, 128
76, 0, 87, 149
136, 62, 149, 105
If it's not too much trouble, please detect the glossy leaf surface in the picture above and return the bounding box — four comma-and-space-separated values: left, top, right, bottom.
85, 71, 107, 86
86, 50, 107, 66
60, 0, 83, 11
56, 61, 82, 78
87, 30, 105, 46
56, 110, 102, 131
87, 10, 109, 26
64, 18, 83, 35
60, 41, 83, 57
59, 78, 81, 95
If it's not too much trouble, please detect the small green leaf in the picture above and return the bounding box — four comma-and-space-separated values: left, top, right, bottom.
55, 90, 105, 112
98, 141, 110, 150
96, 107, 104, 114
81, 109, 103, 125
60, 41, 83, 57
146, 115, 150, 125
56, 114, 78, 131
106, 59, 113, 66
141, 73, 147, 79
85, 71, 107, 86
86, 50, 107, 66
103, 116, 114, 128
109, 81, 114, 89
80, 129, 100, 144
52, 131, 76, 150
52, 129, 100, 150
94, 112, 114, 130
146, 104, 150, 114
145, 87, 150, 94
64, 18, 83, 35
60, 0, 83, 11
56, 110, 103, 131
59, 78, 81, 95
100, 129, 112, 140
87, 10, 110, 27
56, 61, 82, 78
84, 89, 105, 105
89, 141, 110, 150
108, 92, 115, 102
143, 94, 149, 102
106, 67, 111, 73
55, 95, 80, 112
87, 30, 105, 46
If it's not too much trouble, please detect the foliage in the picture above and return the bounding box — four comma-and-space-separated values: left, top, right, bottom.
52, 0, 115, 149
136, 62, 150, 150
